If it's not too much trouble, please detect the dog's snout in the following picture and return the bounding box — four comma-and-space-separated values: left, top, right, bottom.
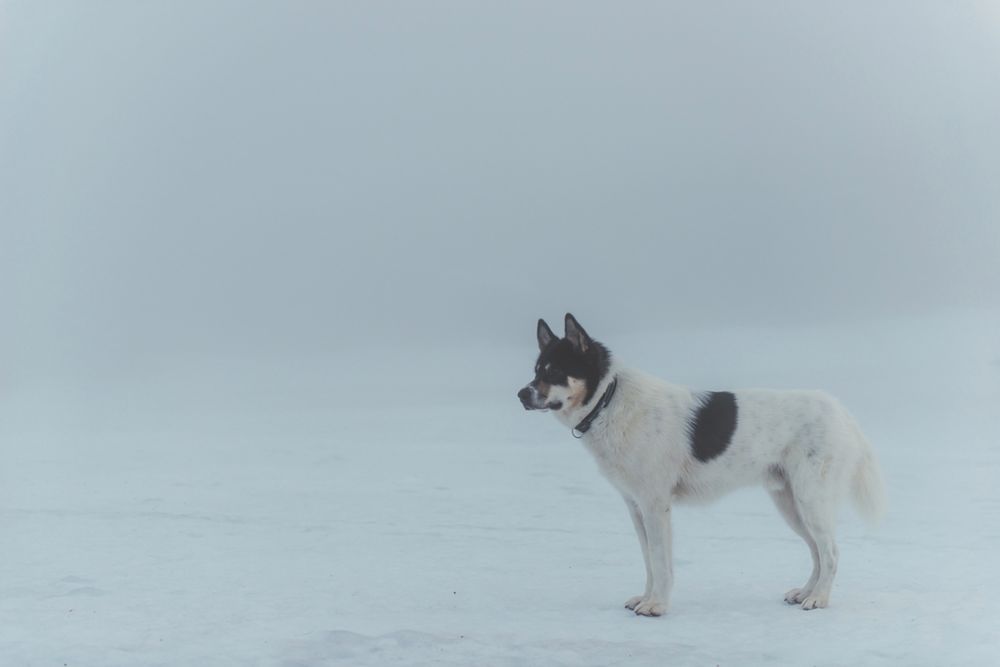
518, 386, 538, 409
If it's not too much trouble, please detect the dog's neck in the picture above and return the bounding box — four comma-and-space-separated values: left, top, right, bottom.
552, 365, 620, 433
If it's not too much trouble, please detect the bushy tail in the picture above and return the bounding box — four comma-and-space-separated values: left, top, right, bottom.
850, 425, 887, 524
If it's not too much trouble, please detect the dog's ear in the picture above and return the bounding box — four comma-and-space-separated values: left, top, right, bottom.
564, 313, 591, 352
537, 318, 557, 350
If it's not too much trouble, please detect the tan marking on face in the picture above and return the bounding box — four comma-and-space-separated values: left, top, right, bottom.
535, 380, 551, 397
565, 377, 587, 409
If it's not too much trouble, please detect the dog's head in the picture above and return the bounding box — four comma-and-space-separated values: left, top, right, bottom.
517, 313, 611, 412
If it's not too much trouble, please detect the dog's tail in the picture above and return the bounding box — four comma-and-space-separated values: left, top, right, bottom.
849, 422, 887, 524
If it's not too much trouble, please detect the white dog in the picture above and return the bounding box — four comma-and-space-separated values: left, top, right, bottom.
518, 314, 886, 616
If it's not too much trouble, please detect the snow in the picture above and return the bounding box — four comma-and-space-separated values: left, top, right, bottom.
2, 310, 999, 666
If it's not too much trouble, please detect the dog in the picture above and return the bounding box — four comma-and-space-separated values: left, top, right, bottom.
517, 313, 886, 616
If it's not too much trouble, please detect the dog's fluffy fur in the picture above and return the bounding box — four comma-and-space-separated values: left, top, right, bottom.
518, 314, 886, 616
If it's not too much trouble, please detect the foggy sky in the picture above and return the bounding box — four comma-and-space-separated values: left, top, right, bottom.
2, 1, 999, 381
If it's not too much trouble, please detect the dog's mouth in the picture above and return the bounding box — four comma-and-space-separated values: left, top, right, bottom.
546, 401, 563, 411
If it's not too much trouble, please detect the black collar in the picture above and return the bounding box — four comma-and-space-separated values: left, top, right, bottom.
572, 377, 617, 438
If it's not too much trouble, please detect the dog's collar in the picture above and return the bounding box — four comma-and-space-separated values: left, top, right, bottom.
571, 377, 618, 438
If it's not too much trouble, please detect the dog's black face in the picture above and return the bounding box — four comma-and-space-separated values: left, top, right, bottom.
517, 314, 610, 412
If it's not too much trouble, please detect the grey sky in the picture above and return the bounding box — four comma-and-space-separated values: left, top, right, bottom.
2, 1, 999, 380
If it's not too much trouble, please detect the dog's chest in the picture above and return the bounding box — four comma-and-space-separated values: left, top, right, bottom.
582, 435, 632, 480
582, 423, 675, 493
572, 375, 692, 495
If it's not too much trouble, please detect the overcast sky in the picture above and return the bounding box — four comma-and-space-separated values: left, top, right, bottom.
2, 1, 999, 381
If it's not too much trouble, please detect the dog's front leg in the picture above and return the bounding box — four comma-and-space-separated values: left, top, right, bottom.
633, 501, 672, 617
623, 498, 652, 610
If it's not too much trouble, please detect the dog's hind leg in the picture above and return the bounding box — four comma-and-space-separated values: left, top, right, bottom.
768, 485, 820, 605
788, 483, 839, 610
623, 498, 653, 611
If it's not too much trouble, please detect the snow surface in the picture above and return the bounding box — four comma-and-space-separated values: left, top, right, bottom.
2, 311, 999, 666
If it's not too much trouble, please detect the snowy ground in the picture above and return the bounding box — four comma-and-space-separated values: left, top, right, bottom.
2, 310, 999, 666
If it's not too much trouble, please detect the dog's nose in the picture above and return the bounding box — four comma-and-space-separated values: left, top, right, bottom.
517, 387, 532, 407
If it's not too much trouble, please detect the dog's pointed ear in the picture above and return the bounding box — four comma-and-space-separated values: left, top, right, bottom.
537, 318, 557, 350
564, 313, 591, 352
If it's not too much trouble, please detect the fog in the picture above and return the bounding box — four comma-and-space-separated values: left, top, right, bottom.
4, 4, 1000, 665
2, 1, 999, 388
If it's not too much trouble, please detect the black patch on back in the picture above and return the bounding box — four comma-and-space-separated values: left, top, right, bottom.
533, 338, 611, 405
688, 391, 738, 462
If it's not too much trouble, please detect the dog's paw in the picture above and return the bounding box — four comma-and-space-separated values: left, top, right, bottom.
784, 588, 809, 604
624, 595, 646, 610
633, 599, 666, 617
799, 593, 828, 611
